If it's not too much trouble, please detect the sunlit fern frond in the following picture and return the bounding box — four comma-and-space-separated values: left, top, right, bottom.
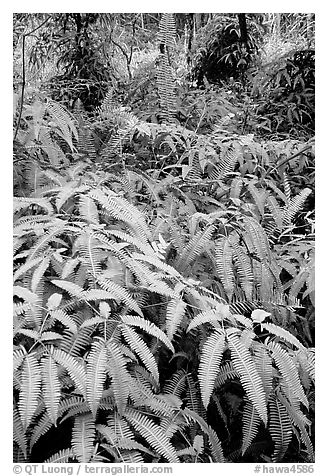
175, 224, 215, 273
241, 399, 262, 455
120, 325, 159, 383
268, 395, 293, 462
41, 354, 61, 424
231, 241, 254, 300
282, 188, 312, 226
125, 409, 180, 463
266, 341, 308, 409
18, 352, 42, 429
163, 369, 187, 397
277, 391, 314, 462
226, 328, 268, 425
71, 413, 96, 463
86, 339, 108, 417
198, 330, 225, 408
13, 408, 28, 459
215, 236, 234, 300
44, 448, 75, 463
209, 148, 239, 180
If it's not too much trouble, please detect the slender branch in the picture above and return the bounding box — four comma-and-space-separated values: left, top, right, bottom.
270, 143, 314, 172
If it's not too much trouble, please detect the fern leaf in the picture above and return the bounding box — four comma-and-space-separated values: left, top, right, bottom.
86, 339, 108, 417
227, 328, 268, 424
44, 448, 75, 463
52, 348, 86, 396
187, 305, 229, 333
163, 369, 187, 396
125, 409, 179, 463
199, 330, 225, 408
121, 315, 174, 353
13, 256, 44, 282
29, 411, 54, 449
50, 309, 77, 333
267, 341, 308, 408
121, 325, 159, 383
106, 340, 130, 415
97, 278, 143, 316
18, 352, 42, 429
166, 297, 187, 341
51, 279, 84, 298
241, 400, 262, 455
176, 225, 215, 272
232, 241, 253, 300
13, 408, 27, 459
61, 257, 80, 279
261, 323, 305, 350
282, 188, 311, 225
41, 354, 61, 424
269, 396, 293, 462
277, 391, 314, 461
72, 414, 96, 463
182, 408, 225, 462
253, 343, 273, 398
215, 236, 234, 300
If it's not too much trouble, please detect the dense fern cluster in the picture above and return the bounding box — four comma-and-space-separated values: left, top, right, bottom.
13, 13, 314, 465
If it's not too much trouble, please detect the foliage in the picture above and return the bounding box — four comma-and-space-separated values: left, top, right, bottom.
191, 14, 264, 86
13, 12, 315, 464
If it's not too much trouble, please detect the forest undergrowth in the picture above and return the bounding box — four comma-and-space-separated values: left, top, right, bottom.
13, 13, 315, 464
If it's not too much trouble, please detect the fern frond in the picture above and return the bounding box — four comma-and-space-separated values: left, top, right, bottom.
125, 409, 179, 463
232, 241, 254, 300
86, 339, 108, 417
18, 352, 42, 429
267, 341, 308, 408
282, 188, 312, 225
198, 330, 225, 408
269, 396, 293, 462
52, 348, 86, 396
41, 354, 61, 424
121, 325, 159, 382
244, 217, 271, 262
241, 400, 262, 455
72, 414, 96, 463
121, 315, 174, 352
227, 328, 268, 424
163, 369, 187, 396
209, 148, 239, 180
97, 278, 143, 316
106, 340, 130, 415
176, 225, 215, 272
253, 343, 274, 398
261, 323, 305, 350
44, 448, 75, 463
166, 297, 187, 341
277, 391, 314, 461
215, 236, 234, 299
13, 256, 44, 283
79, 194, 99, 225
13, 408, 27, 459
182, 408, 225, 462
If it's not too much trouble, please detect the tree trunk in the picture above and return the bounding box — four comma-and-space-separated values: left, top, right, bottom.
238, 13, 249, 52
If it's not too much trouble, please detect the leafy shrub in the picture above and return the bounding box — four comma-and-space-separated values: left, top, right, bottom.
191, 14, 263, 86
252, 49, 314, 137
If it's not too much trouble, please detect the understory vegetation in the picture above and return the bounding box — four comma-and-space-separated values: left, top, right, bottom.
13, 13, 315, 464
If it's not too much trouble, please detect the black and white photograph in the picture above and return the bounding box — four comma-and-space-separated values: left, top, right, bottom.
11, 6, 318, 472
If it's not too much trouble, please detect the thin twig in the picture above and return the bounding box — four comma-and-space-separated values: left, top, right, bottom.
270, 142, 314, 173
